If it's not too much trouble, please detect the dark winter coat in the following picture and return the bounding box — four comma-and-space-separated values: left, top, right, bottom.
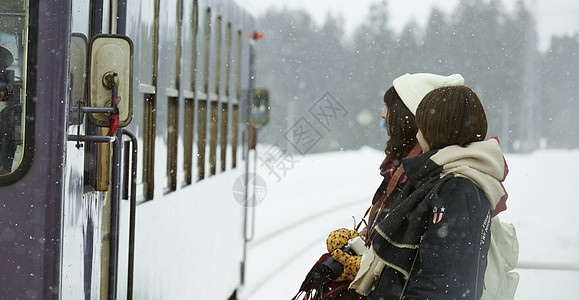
362, 138, 509, 300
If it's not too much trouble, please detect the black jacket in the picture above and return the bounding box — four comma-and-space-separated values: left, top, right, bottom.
369, 147, 493, 300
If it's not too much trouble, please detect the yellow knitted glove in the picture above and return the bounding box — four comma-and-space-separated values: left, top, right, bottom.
326, 228, 359, 253
331, 249, 362, 281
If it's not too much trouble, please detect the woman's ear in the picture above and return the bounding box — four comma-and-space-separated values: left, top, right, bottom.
416, 129, 430, 152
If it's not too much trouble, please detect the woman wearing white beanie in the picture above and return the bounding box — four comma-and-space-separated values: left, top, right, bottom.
291, 73, 467, 300
393, 73, 465, 115
351, 85, 518, 300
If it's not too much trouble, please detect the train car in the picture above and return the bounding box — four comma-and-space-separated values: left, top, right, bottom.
0, 0, 267, 298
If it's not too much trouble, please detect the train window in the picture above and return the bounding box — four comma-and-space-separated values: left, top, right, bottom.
220, 103, 228, 172
225, 23, 233, 98
220, 22, 232, 172
138, 0, 156, 87
209, 99, 218, 176
143, 93, 156, 200
231, 100, 239, 169
231, 29, 242, 169
183, 97, 194, 185
203, 8, 211, 94
167, 96, 179, 191
209, 15, 223, 176
197, 98, 207, 180
164, 0, 183, 192
197, 7, 211, 181
182, 0, 198, 186
0, 0, 33, 181
138, 0, 159, 200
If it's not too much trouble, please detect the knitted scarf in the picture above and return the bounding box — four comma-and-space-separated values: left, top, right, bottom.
371, 137, 508, 277
370, 150, 451, 276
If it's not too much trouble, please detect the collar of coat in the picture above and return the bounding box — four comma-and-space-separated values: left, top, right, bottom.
371, 137, 508, 277
406, 136, 508, 217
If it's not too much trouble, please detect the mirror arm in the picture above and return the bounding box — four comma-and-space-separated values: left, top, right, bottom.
68, 100, 118, 147
70, 106, 116, 114
67, 134, 116, 144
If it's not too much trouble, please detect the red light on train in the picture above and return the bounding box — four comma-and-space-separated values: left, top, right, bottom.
247, 32, 264, 40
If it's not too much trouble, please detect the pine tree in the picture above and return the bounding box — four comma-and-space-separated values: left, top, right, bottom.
540, 34, 579, 148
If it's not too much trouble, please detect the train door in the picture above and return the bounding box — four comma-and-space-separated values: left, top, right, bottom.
61, 0, 103, 298
62, 0, 134, 299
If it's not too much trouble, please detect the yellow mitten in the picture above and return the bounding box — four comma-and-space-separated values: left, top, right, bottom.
331, 249, 361, 281
326, 228, 359, 253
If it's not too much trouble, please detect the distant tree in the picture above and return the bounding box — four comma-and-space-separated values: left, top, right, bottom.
508, 0, 540, 152
540, 34, 579, 148
439, 0, 538, 152
252, 0, 569, 154
255, 8, 322, 149
389, 21, 421, 75
314, 13, 362, 151
345, 0, 397, 150
255, 8, 362, 153
421, 7, 455, 74
352, 0, 394, 78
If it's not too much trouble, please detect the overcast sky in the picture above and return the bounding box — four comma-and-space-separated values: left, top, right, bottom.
242, 0, 579, 50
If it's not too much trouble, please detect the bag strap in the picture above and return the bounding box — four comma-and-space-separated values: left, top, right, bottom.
473, 181, 491, 299
366, 165, 404, 226
385, 143, 421, 198
399, 244, 421, 300
385, 159, 406, 196
364, 144, 422, 242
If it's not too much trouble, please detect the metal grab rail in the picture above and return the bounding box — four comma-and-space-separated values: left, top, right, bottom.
108, 129, 122, 300
516, 261, 579, 271
122, 129, 138, 300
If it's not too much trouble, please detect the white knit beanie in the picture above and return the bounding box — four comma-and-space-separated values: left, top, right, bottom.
393, 73, 464, 115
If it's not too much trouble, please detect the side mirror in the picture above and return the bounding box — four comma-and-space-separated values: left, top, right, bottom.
87, 34, 133, 127
252, 88, 270, 127
69, 33, 87, 125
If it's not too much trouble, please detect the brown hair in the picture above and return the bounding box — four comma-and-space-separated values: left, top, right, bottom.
383, 87, 418, 166
415, 85, 487, 150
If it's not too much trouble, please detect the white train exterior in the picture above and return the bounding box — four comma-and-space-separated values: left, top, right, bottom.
0, 0, 262, 298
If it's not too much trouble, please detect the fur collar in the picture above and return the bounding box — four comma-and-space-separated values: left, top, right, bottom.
429, 136, 508, 216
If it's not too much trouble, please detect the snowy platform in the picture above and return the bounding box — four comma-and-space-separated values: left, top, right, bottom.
238, 146, 579, 300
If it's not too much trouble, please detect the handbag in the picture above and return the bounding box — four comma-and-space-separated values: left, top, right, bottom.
292, 145, 421, 300
291, 253, 364, 300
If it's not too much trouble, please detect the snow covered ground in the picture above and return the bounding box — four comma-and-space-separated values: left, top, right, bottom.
237, 146, 579, 300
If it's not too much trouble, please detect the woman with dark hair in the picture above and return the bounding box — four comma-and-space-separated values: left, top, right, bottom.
381, 86, 418, 166
365, 73, 466, 243
293, 74, 465, 300
363, 86, 421, 241
415, 86, 488, 151
353, 85, 517, 300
